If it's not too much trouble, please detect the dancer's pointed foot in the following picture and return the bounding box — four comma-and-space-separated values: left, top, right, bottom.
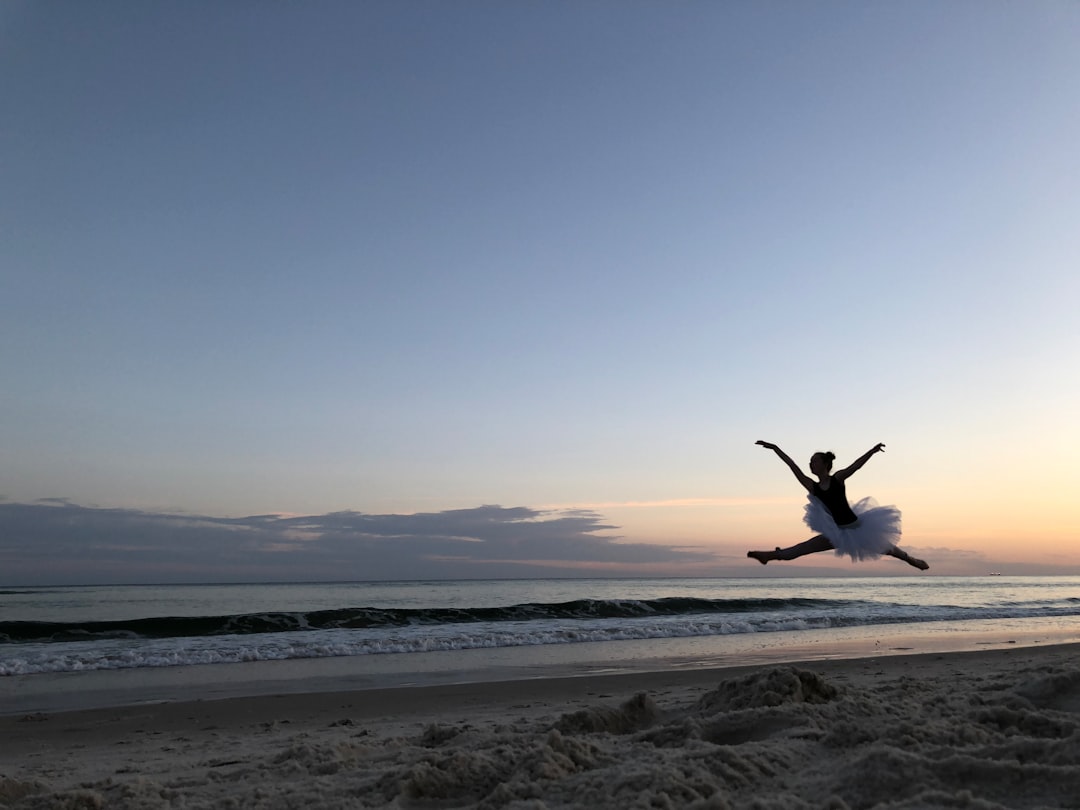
747, 548, 779, 565
889, 547, 930, 571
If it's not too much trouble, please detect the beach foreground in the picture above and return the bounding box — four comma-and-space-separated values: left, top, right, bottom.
3, 644, 1079, 809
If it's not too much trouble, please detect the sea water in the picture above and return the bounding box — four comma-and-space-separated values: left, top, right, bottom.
3, 576, 1078, 678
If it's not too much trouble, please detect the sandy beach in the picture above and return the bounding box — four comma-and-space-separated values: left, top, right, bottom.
3, 643, 1079, 809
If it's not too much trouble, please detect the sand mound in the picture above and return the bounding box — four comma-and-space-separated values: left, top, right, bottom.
0, 779, 47, 805
695, 666, 840, 713
388, 728, 606, 805
1011, 667, 1080, 713
555, 692, 661, 735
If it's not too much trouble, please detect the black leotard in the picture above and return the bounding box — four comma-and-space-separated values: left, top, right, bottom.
811, 477, 858, 526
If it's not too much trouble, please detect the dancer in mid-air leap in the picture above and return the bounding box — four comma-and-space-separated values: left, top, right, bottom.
748, 441, 928, 570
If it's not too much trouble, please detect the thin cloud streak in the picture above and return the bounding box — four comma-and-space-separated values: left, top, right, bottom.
541, 496, 799, 510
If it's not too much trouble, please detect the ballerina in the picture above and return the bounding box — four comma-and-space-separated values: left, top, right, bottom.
748, 441, 928, 570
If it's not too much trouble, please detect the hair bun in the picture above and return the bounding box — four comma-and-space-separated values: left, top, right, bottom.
825, 452, 836, 462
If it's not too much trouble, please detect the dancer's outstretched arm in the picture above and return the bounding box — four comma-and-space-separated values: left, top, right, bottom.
835, 442, 885, 481
755, 441, 813, 491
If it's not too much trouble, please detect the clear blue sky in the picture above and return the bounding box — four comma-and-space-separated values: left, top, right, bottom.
3, 2, 1078, 584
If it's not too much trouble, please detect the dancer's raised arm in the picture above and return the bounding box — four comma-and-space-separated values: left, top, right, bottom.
835, 443, 886, 481
755, 441, 813, 491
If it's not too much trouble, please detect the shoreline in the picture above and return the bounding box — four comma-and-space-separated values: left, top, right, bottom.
3, 642, 1079, 808
4, 615, 1079, 717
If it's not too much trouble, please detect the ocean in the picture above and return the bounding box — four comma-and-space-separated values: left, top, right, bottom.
3, 576, 1079, 681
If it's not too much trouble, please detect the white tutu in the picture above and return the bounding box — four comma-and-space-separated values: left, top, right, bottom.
803, 495, 902, 562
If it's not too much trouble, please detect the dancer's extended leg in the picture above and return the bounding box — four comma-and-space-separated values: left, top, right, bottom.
747, 535, 833, 564
887, 547, 929, 570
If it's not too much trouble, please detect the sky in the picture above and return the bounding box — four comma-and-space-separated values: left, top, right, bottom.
2, 1, 1078, 585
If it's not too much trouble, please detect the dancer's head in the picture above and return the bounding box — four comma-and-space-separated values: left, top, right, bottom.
809, 451, 835, 477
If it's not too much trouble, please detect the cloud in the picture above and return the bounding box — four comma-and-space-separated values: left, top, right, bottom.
0, 501, 717, 585
540, 497, 797, 510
